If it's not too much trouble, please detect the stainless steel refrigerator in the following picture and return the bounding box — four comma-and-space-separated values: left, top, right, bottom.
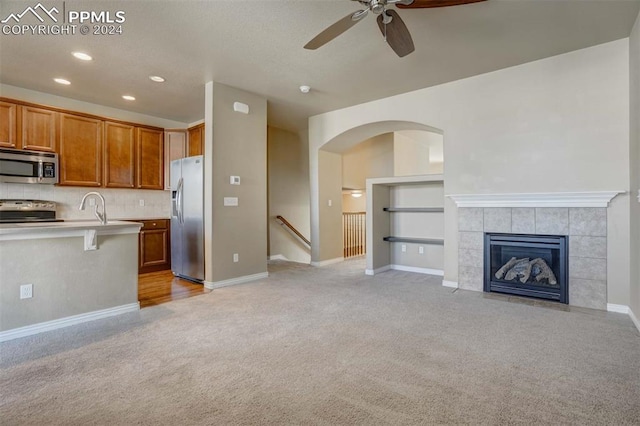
171, 156, 204, 283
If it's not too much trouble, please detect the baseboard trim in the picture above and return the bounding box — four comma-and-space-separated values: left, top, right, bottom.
310, 257, 344, 267
391, 265, 444, 276
0, 302, 140, 342
204, 272, 269, 290
365, 265, 391, 276
268, 254, 288, 261
629, 308, 640, 333
442, 280, 459, 289
607, 303, 629, 314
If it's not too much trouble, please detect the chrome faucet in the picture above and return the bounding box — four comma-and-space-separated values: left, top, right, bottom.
79, 192, 108, 225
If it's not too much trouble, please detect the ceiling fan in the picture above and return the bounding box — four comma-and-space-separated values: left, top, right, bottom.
304, 0, 487, 58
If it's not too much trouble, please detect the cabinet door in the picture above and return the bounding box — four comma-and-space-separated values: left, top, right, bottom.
164, 130, 186, 190
0, 101, 17, 148
58, 113, 102, 186
136, 128, 164, 190
20, 106, 57, 152
104, 121, 135, 188
139, 220, 170, 273
187, 124, 203, 157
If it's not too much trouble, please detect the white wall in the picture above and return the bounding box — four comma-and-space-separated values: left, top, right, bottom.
268, 126, 310, 263
342, 133, 394, 189
310, 39, 631, 305
630, 11, 640, 319
0, 84, 188, 129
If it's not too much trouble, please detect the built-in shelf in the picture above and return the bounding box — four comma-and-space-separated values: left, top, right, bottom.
383, 207, 444, 213
383, 236, 444, 245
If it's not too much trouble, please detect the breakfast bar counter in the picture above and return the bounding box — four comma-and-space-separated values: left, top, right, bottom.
0, 220, 143, 341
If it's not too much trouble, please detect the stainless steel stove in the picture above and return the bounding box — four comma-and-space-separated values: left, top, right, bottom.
0, 200, 62, 223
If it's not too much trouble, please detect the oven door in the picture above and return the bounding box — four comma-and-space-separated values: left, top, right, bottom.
0, 149, 58, 184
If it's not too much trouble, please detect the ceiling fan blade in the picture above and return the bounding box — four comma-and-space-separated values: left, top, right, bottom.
396, 0, 486, 8
304, 12, 364, 50
376, 10, 414, 58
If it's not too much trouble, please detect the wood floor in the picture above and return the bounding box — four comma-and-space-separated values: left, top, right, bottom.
138, 270, 209, 308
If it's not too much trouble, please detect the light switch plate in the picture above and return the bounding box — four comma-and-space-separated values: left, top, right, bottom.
224, 197, 239, 207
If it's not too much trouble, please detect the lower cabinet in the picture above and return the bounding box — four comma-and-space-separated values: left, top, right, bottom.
137, 219, 171, 274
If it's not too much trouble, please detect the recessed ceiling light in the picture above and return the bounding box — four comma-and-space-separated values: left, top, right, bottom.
299, 85, 311, 94
72, 52, 93, 61
149, 75, 165, 83
54, 78, 71, 85
122, 95, 136, 101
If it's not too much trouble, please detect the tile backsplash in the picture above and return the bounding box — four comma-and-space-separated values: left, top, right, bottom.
0, 183, 171, 220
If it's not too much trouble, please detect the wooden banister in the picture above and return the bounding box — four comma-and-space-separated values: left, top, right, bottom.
276, 215, 310, 246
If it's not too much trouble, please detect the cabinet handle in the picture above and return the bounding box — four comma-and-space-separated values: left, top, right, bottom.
152, 222, 156, 226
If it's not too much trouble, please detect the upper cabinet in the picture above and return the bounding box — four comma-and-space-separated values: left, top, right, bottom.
104, 121, 136, 188
136, 127, 164, 190
164, 130, 186, 190
0, 101, 17, 148
58, 113, 103, 187
0, 98, 167, 190
188, 124, 204, 157
19, 106, 57, 152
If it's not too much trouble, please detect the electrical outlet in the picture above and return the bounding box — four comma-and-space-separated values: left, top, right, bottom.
401, 244, 407, 253
139, 199, 145, 206
20, 284, 33, 299
233, 253, 239, 263
419, 246, 424, 255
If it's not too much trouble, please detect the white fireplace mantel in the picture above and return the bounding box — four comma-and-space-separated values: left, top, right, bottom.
447, 191, 625, 208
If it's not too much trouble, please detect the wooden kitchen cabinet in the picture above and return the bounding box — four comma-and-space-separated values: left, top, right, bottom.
138, 219, 171, 274
0, 101, 17, 148
164, 130, 186, 190
187, 124, 204, 157
19, 105, 57, 152
136, 127, 164, 190
104, 121, 136, 188
58, 113, 103, 186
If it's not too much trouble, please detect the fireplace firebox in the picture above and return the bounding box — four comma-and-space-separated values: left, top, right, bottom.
484, 233, 568, 303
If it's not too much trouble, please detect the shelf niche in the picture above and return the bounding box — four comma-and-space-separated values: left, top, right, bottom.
366, 174, 445, 276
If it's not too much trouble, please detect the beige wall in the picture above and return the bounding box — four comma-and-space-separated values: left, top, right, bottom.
267, 126, 310, 263
630, 11, 640, 317
310, 40, 632, 305
0, 233, 138, 331
316, 150, 343, 263
204, 82, 267, 284
394, 130, 444, 175
342, 133, 394, 189
342, 192, 366, 212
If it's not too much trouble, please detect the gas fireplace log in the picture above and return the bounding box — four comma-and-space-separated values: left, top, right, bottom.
504, 258, 531, 281
532, 258, 557, 285
495, 257, 518, 279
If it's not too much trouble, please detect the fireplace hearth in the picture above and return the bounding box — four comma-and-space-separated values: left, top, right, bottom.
484, 233, 568, 303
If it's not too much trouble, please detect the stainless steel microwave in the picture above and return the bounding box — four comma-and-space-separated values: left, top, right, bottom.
0, 148, 59, 184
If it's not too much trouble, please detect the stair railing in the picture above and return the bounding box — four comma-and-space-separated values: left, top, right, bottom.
276, 215, 310, 246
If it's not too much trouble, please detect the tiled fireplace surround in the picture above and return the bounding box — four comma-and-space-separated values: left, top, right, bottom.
457, 207, 607, 310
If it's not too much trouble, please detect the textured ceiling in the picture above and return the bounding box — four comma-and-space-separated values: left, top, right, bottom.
1, 0, 639, 131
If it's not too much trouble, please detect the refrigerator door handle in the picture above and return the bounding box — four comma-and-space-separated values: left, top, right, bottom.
177, 177, 184, 224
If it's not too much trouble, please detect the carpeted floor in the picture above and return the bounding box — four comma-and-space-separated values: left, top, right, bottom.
1, 259, 639, 425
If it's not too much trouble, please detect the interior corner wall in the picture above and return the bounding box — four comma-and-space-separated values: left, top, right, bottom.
267, 126, 311, 263
205, 82, 267, 284
309, 39, 631, 303
342, 133, 394, 189
629, 11, 640, 317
